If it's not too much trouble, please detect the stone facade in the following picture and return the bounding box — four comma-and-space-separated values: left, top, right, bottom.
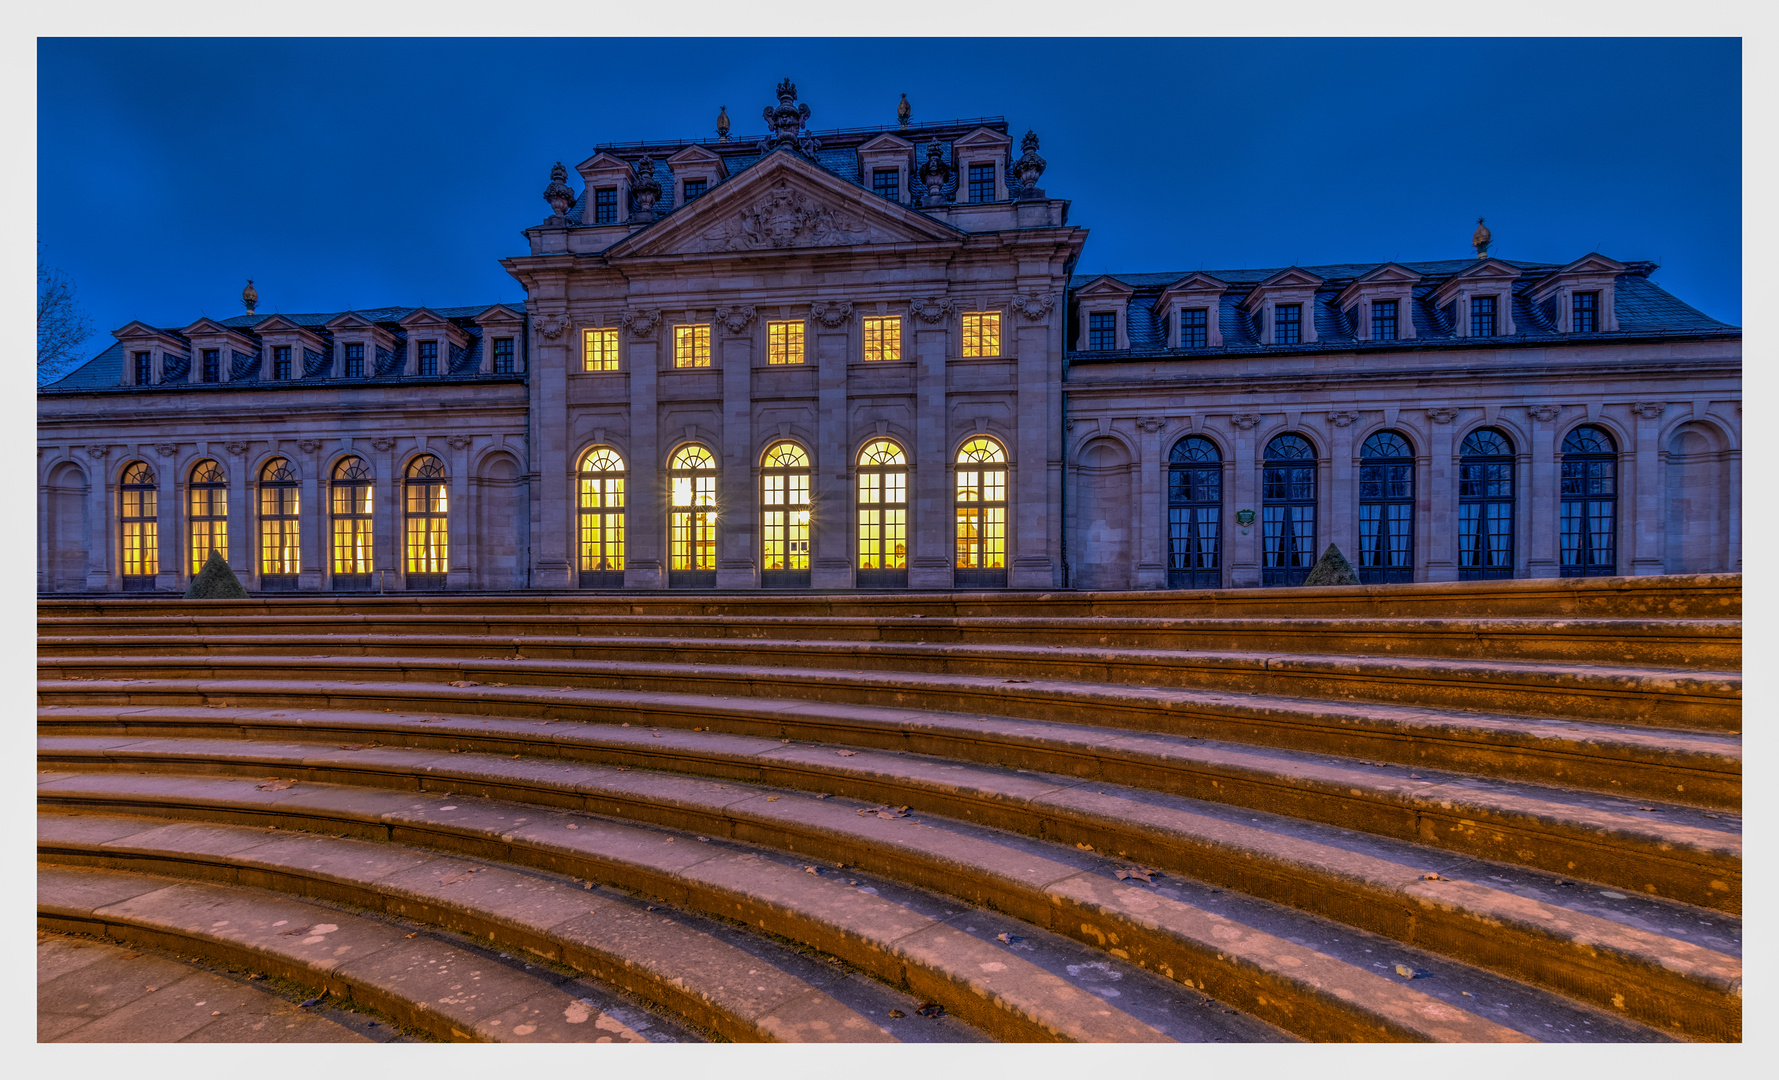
37, 83, 1740, 594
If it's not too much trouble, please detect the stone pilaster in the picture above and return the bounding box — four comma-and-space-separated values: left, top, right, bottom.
812, 325, 852, 588
1225, 420, 1260, 588
85, 454, 112, 591
1425, 413, 1457, 581
296, 443, 322, 591
153, 449, 178, 592
531, 323, 573, 590
625, 339, 663, 588
1134, 418, 1166, 587
1010, 321, 1053, 588
1526, 407, 1561, 578
1326, 419, 1355, 565
447, 437, 473, 590
716, 332, 757, 588
908, 319, 951, 588
1631, 405, 1667, 575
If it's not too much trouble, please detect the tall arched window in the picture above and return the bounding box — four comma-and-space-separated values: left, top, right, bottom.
669, 444, 717, 588
405, 454, 449, 589
578, 446, 627, 588
120, 461, 159, 591
1358, 430, 1415, 584
955, 436, 1007, 588
258, 457, 300, 590
761, 441, 812, 588
1262, 434, 1317, 587
856, 439, 908, 588
1459, 428, 1515, 580
1561, 424, 1617, 576
1167, 436, 1222, 588
187, 460, 227, 576
330, 456, 374, 591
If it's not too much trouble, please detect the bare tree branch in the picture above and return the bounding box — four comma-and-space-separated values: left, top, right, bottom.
38, 241, 95, 385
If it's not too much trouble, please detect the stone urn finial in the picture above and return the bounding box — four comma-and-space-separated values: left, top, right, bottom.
1013, 130, 1047, 199
761, 78, 819, 157
897, 92, 911, 131
542, 161, 576, 224
1473, 217, 1492, 259
242, 279, 258, 316
631, 155, 662, 223
716, 105, 730, 142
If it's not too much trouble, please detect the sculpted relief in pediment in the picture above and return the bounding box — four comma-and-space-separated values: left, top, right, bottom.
694, 180, 891, 252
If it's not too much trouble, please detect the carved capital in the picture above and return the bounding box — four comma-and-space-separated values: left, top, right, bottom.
296, 439, 322, 454
447, 435, 472, 451
1327, 410, 1361, 428
85, 446, 110, 460
371, 438, 398, 452
1426, 408, 1460, 425
1134, 417, 1166, 434
537, 314, 567, 340
153, 443, 179, 457
1526, 404, 1562, 423
223, 441, 250, 456
1010, 293, 1055, 322
909, 297, 954, 325
714, 305, 756, 334
620, 308, 661, 339
1631, 401, 1668, 420
1230, 413, 1260, 431
810, 301, 853, 329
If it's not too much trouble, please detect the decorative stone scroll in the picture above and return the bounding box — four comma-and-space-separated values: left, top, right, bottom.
153, 443, 179, 457
1526, 404, 1562, 422
1327, 410, 1361, 428
1134, 417, 1166, 434
1631, 402, 1668, 420
1230, 413, 1260, 430
447, 435, 473, 450
223, 441, 250, 456
1426, 408, 1460, 424
296, 440, 322, 454
620, 309, 661, 339
1010, 293, 1055, 322
371, 438, 398, 452
810, 301, 853, 328
714, 305, 756, 334
85, 445, 110, 460
909, 297, 955, 325
537, 315, 566, 340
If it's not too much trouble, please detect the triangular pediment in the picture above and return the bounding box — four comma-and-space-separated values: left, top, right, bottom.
179, 317, 242, 339
398, 307, 451, 329
1352, 262, 1424, 286
114, 320, 181, 343
1446, 257, 1523, 283
1157, 272, 1227, 295
1254, 266, 1327, 289
323, 311, 381, 332
1074, 276, 1134, 299
607, 150, 965, 259
473, 303, 526, 326
857, 132, 914, 154
953, 126, 1012, 150
1555, 252, 1626, 276
667, 144, 727, 178
574, 151, 633, 183
249, 314, 309, 335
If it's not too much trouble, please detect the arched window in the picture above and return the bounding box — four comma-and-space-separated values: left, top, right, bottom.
120, 461, 159, 590
1459, 428, 1515, 579
955, 436, 1007, 588
1167, 436, 1222, 588
1561, 424, 1617, 576
1262, 434, 1317, 587
258, 457, 300, 590
187, 460, 227, 577
578, 447, 626, 588
330, 456, 374, 591
761, 441, 812, 588
405, 454, 448, 589
669, 444, 717, 588
856, 439, 908, 588
1358, 430, 1415, 583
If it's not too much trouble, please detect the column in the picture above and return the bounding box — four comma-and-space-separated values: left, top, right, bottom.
85, 451, 112, 591
908, 317, 951, 588
716, 331, 757, 588
1010, 320, 1054, 588
531, 323, 573, 590
1631, 406, 1666, 575
447, 437, 473, 589
154, 449, 177, 592
375, 441, 399, 592
625, 338, 663, 588
1526, 408, 1560, 578
1134, 419, 1165, 587
298, 444, 323, 591
1327, 421, 1355, 563
1425, 413, 1457, 581
811, 322, 852, 588
1226, 421, 1260, 587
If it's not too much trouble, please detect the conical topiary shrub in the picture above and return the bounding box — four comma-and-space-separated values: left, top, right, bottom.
1302, 543, 1360, 586
184, 550, 249, 599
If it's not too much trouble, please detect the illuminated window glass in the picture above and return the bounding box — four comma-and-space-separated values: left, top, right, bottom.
862, 316, 902, 362
668, 444, 717, 580
404, 454, 448, 586
760, 442, 812, 584
120, 461, 158, 587
674, 324, 711, 368
583, 328, 620, 371
955, 437, 1007, 581
767, 321, 805, 365
961, 312, 1001, 358
330, 456, 374, 584
188, 459, 228, 576
856, 440, 908, 580
258, 457, 300, 585
578, 446, 627, 583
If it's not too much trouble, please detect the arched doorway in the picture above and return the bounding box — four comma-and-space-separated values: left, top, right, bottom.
258, 457, 300, 591
1458, 427, 1515, 579
404, 454, 449, 589
955, 436, 1008, 588
188, 459, 229, 577
1167, 435, 1221, 588
1357, 430, 1414, 584
668, 444, 717, 589
855, 439, 908, 588
578, 447, 626, 588
760, 441, 812, 588
1262, 433, 1316, 586
1560, 425, 1617, 577
330, 456, 374, 591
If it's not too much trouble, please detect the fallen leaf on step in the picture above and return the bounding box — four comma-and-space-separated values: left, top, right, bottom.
767, 796, 781, 802
996, 932, 1020, 944
1114, 864, 1158, 883
1636, 806, 1662, 812
566, 824, 579, 830
835, 750, 857, 757
337, 743, 378, 751
440, 868, 482, 885
447, 680, 479, 688
1394, 964, 1416, 979
404, 933, 418, 939
697, 836, 710, 842
887, 1009, 905, 1018
814, 794, 830, 799
257, 779, 297, 791
1421, 873, 1447, 881
1075, 842, 1094, 851
1003, 679, 1029, 684
915, 1002, 945, 1018
804, 865, 821, 875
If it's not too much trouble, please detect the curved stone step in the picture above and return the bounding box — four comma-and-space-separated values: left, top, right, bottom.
36, 706, 1742, 906
33, 614, 1744, 668
36, 648, 1739, 730
37, 863, 670, 1043
36, 768, 1565, 1043
38, 743, 1738, 1040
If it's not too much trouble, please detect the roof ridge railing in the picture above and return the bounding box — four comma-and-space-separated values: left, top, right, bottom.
591, 117, 1009, 152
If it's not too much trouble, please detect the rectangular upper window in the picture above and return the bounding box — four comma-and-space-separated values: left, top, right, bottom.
583, 328, 619, 371
1275, 304, 1301, 345
1180, 308, 1208, 348
594, 187, 618, 224
961, 311, 1001, 358
344, 343, 364, 378
493, 337, 515, 373
272, 346, 291, 380
1572, 291, 1598, 333
417, 341, 439, 376
134, 351, 153, 385
767, 320, 805, 365
674, 324, 711, 368
873, 169, 899, 202
1371, 299, 1398, 341
201, 348, 220, 383
682, 178, 707, 202
863, 316, 901, 362
1470, 295, 1496, 337
1087, 312, 1116, 350
967, 163, 995, 203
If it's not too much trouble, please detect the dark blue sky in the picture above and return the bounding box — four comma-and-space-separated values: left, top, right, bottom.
38, 37, 1741, 350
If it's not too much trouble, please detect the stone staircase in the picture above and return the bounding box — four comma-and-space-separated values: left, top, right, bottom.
37, 574, 1741, 1043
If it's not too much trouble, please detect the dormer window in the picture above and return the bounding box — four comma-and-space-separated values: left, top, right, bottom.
594, 188, 618, 224
417, 341, 439, 376
272, 346, 292, 380
968, 163, 995, 203
1180, 309, 1208, 348
344, 343, 364, 378
493, 338, 515, 373
134, 352, 153, 385
682, 178, 707, 202
873, 169, 899, 202
1275, 304, 1302, 345
201, 349, 220, 382
1470, 296, 1497, 338
1573, 291, 1598, 333
1088, 313, 1116, 350
1371, 300, 1398, 341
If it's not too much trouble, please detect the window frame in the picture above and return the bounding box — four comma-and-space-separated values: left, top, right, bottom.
967, 162, 995, 203
872, 168, 900, 202
257, 457, 301, 588
492, 337, 515, 374
582, 327, 620, 372
667, 443, 718, 587
861, 316, 902, 362
343, 342, 365, 379
1560, 424, 1618, 577
1167, 436, 1222, 588
1470, 295, 1497, 338
1572, 290, 1599, 333
856, 439, 909, 587
403, 454, 449, 589
954, 436, 1008, 588
187, 459, 228, 577
682, 177, 707, 202
1261, 433, 1317, 587
593, 187, 618, 225
673, 324, 711, 369
1274, 303, 1302, 346
960, 311, 1002, 359
1087, 312, 1117, 351
272, 346, 291, 381
1370, 299, 1398, 341
1458, 427, 1515, 580
1179, 308, 1208, 349
577, 446, 627, 587
766, 320, 806, 366
201, 348, 221, 383
329, 455, 375, 590
119, 460, 159, 589
1357, 430, 1415, 584
759, 441, 812, 587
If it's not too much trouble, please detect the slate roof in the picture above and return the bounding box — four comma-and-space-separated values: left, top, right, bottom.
41, 303, 526, 393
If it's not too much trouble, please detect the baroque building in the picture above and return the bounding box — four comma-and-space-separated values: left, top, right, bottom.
36, 82, 1741, 594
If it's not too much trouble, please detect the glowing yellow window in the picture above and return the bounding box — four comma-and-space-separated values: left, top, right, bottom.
578, 446, 627, 581
258, 457, 301, 581
961, 312, 1001, 358
955, 436, 1007, 574
404, 454, 449, 583
583, 328, 620, 371
856, 440, 908, 576
187, 459, 228, 575
767, 320, 805, 365
669, 444, 717, 577
760, 442, 811, 579
862, 316, 901, 362
120, 460, 159, 583
674, 324, 711, 368
330, 456, 374, 580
